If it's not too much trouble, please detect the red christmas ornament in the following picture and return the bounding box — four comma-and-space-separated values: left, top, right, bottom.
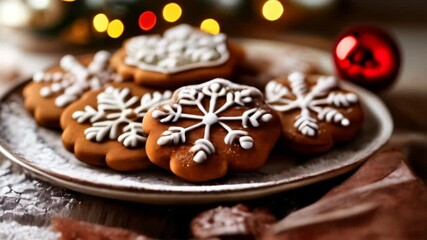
333, 26, 401, 92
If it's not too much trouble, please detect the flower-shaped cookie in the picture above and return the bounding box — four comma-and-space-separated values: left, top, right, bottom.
143, 79, 281, 182
265, 72, 364, 154
24, 51, 122, 128
110, 24, 244, 88
61, 82, 171, 171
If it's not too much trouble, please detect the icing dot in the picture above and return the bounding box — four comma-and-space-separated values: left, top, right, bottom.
217, 44, 227, 53
198, 37, 211, 46
94, 50, 111, 61
55, 95, 77, 107
346, 93, 358, 102
158, 58, 179, 69
210, 82, 221, 93
60, 55, 75, 69
239, 136, 253, 149
51, 83, 62, 92
201, 50, 219, 61
39, 87, 51, 97
193, 151, 207, 164
168, 41, 185, 52
243, 97, 252, 103
152, 110, 162, 118
305, 128, 315, 136
33, 72, 46, 82
155, 47, 167, 57
202, 113, 218, 126
90, 78, 101, 89
341, 118, 350, 126
261, 113, 273, 122
334, 113, 343, 122
213, 34, 226, 43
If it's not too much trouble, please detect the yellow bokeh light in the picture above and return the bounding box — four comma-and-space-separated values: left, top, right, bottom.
107, 19, 124, 38
93, 13, 109, 32
163, 3, 182, 23
200, 18, 220, 35
262, 0, 284, 21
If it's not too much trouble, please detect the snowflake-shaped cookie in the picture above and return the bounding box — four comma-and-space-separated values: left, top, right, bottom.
61, 84, 172, 171
152, 79, 272, 163
110, 24, 243, 88
143, 78, 281, 182
73, 87, 171, 148
125, 24, 229, 74
33, 50, 122, 108
265, 72, 359, 137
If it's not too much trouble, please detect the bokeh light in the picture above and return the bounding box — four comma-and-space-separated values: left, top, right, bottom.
28, 0, 50, 10
107, 19, 124, 38
163, 3, 182, 23
93, 13, 109, 32
139, 11, 157, 31
200, 18, 220, 34
262, 0, 284, 21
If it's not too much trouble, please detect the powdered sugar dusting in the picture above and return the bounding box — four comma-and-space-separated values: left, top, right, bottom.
0, 221, 58, 240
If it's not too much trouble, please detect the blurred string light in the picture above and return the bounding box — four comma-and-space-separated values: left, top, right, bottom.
0, 1, 30, 27
162, 3, 182, 23
93, 13, 109, 32
27, 0, 50, 10
262, 0, 284, 21
68, 18, 90, 44
62, 0, 75, 2
107, 19, 124, 38
200, 18, 220, 34
139, 11, 156, 31
217, 0, 243, 10
291, 0, 335, 8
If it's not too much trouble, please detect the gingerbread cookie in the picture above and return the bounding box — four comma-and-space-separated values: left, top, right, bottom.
60, 82, 171, 171
142, 78, 281, 182
23, 51, 122, 128
191, 204, 277, 239
265, 72, 363, 154
110, 24, 244, 89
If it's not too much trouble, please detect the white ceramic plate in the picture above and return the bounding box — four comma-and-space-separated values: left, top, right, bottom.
0, 39, 393, 204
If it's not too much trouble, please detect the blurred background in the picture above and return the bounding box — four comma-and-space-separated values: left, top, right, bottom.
0, 0, 426, 95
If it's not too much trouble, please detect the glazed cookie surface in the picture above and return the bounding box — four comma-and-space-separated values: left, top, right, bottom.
142, 78, 281, 182
60, 82, 171, 171
110, 24, 244, 88
265, 72, 364, 154
23, 51, 122, 128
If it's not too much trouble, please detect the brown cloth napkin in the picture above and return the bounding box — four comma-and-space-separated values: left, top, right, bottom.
263, 151, 427, 240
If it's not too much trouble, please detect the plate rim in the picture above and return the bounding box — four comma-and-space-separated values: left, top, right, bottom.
0, 39, 393, 204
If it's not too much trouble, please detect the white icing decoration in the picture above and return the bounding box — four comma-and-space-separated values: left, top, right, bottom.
152, 78, 272, 164
34, 51, 123, 108
72, 87, 172, 148
265, 72, 359, 137
125, 24, 230, 74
